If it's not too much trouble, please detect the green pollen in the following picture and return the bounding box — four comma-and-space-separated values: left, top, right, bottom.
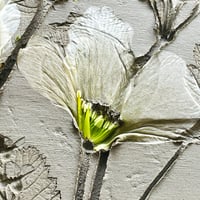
76, 90, 122, 147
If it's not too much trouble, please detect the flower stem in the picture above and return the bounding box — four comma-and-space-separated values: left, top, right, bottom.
89, 151, 110, 200
74, 146, 91, 200
139, 142, 189, 200
0, 0, 53, 89
134, 37, 166, 68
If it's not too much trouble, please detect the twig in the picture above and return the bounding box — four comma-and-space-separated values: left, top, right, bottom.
0, 0, 54, 89
74, 147, 91, 200
139, 142, 189, 200
89, 151, 110, 200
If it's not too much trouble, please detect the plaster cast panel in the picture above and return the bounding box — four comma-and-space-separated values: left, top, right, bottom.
0, 0, 200, 199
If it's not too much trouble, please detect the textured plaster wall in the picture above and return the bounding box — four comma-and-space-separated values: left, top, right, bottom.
0, 0, 200, 199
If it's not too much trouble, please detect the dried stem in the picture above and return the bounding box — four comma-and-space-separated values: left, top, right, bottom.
74, 146, 91, 200
89, 151, 110, 200
135, 0, 200, 68
139, 142, 189, 200
0, 0, 54, 89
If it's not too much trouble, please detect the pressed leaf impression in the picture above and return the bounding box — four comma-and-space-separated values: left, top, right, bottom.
17, 6, 200, 151
189, 44, 200, 87
0, 135, 60, 200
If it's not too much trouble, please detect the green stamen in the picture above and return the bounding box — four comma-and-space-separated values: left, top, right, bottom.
76, 90, 122, 151
83, 103, 91, 139
94, 115, 104, 128
77, 91, 83, 131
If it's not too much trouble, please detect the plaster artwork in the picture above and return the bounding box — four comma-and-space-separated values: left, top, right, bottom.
0, 134, 61, 199
0, 0, 200, 200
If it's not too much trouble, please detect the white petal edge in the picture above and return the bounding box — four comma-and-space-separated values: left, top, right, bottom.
17, 36, 78, 120
70, 6, 134, 50
0, 1, 20, 63
66, 6, 135, 109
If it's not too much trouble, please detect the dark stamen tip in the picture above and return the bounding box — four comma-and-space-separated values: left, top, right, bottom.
83, 140, 94, 151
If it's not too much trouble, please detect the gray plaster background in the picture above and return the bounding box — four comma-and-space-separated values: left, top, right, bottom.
0, 0, 200, 199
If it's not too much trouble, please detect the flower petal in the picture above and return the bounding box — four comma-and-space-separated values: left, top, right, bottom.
65, 6, 135, 109
120, 51, 200, 140
72, 6, 134, 50
0, 1, 20, 63
17, 36, 78, 118
94, 132, 172, 152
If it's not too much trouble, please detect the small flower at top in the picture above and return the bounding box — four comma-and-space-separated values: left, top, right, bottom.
148, 0, 200, 42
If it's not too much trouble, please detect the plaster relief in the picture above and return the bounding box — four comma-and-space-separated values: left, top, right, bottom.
1, 0, 200, 199
0, 134, 60, 199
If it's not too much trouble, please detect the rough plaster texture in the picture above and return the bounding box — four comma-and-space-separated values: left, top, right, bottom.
0, 0, 200, 199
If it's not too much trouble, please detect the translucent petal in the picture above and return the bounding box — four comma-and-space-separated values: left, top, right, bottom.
94, 132, 171, 152
120, 51, 200, 140
17, 36, 77, 118
65, 6, 135, 109
72, 6, 134, 50
0, 1, 20, 63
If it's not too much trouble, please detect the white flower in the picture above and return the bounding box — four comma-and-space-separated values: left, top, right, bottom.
17, 7, 200, 151
0, 0, 20, 65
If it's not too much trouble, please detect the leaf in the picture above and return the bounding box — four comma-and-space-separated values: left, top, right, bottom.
0, 136, 61, 200
188, 64, 200, 87
188, 44, 200, 87
193, 43, 200, 67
